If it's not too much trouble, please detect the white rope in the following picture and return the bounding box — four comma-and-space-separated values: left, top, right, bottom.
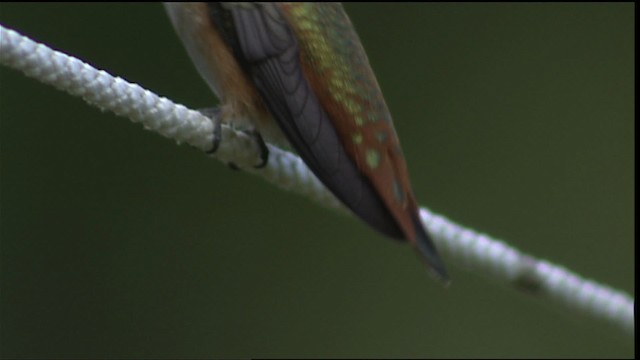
1, 24, 633, 336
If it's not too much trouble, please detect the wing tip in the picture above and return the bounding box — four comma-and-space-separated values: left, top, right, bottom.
411, 212, 450, 286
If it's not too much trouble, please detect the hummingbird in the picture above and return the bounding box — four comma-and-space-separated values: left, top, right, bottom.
164, 2, 449, 282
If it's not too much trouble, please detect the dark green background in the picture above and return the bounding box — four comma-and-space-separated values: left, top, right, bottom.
0, 3, 633, 358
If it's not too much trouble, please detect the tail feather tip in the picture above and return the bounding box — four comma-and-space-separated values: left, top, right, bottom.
412, 212, 450, 286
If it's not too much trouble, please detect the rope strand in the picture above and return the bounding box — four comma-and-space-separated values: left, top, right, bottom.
1, 24, 633, 336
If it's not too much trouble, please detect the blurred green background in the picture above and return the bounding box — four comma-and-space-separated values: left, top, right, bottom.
0, 3, 633, 358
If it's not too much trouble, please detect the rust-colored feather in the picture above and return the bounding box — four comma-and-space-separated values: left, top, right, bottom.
276, 4, 448, 280
165, 3, 448, 281
278, 3, 419, 240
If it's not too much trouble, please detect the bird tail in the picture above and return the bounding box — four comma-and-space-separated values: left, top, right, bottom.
411, 211, 450, 285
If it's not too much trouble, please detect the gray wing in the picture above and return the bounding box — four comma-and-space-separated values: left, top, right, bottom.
209, 3, 404, 239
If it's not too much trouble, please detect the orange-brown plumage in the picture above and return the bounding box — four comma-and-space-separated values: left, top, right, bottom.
165, 3, 277, 142
165, 2, 448, 281
278, 3, 421, 241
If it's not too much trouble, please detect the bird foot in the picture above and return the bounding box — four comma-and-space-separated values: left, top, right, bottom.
198, 108, 269, 169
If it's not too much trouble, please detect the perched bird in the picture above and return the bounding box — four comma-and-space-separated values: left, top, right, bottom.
164, 2, 449, 282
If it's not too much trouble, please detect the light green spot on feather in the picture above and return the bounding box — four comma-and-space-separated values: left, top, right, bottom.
366, 149, 380, 169
375, 131, 388, 144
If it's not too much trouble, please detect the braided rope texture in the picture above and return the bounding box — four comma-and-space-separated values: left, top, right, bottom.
0, 24, 633, 335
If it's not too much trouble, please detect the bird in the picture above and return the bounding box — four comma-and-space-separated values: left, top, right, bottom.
164, 2, 449, 282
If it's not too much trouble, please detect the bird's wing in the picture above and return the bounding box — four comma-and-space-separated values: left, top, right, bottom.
210, 2, 405, 239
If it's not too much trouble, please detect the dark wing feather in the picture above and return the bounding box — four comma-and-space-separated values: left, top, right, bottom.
216, 3, 404, 239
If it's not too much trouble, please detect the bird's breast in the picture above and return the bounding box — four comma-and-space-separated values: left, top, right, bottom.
165, 3, 272, 130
